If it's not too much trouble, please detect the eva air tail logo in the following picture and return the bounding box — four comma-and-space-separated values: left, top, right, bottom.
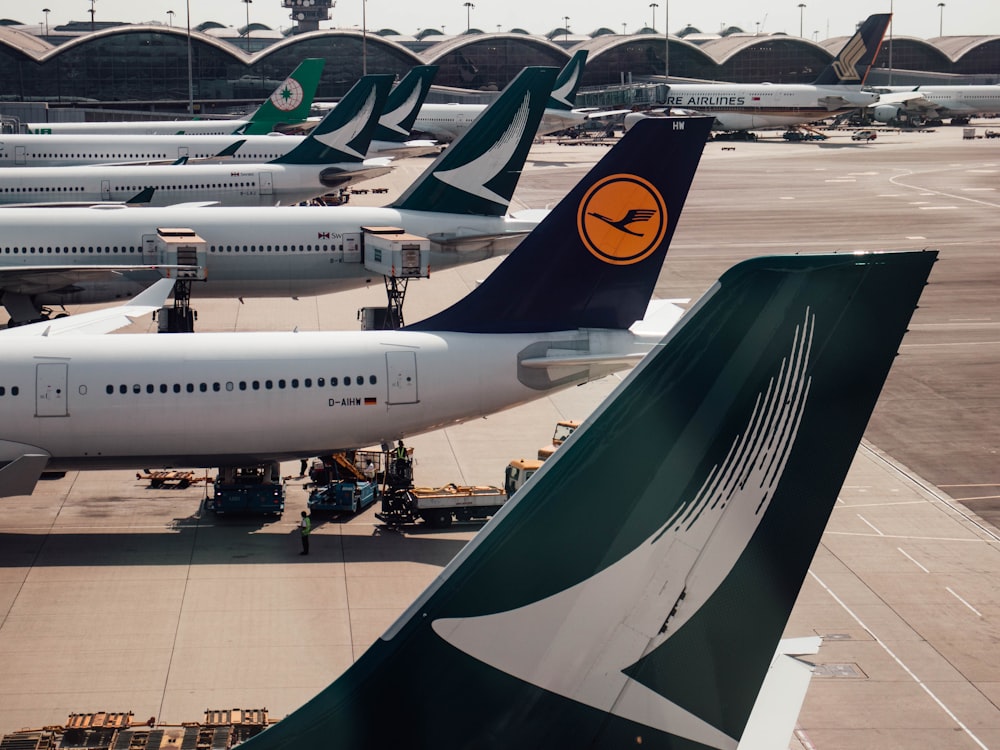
578, 174, 667, 265
832, 35, 866, 81
271, 77, 305, 111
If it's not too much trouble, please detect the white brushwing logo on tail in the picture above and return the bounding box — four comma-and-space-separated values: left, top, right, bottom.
431, 92, 532, 207
432, 311, 816, 749
270, 78, 304, 112
314, 87, 379, 160
380, 84, 423, 136
550, 58, 583, 109
831, 35, 866, 81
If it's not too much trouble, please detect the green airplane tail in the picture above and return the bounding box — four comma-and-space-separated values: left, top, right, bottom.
240, 58, 326, 135
236, 248, 935, 749
391, 66, 558, 216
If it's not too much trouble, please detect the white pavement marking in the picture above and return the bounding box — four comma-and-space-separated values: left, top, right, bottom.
946, 587, 984, 617
856, 514, 885, 536
898, 547, 930, 573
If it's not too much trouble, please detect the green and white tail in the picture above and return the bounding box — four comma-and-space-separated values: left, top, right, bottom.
549, 50, 588, 111
391, 66, 558, 216
239, 58, 326, 135
271, 74, 393, 165
373, 65, 438, 143
237, 247, 935, 748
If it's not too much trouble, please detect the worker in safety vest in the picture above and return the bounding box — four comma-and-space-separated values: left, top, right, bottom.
299, 510, 311, 555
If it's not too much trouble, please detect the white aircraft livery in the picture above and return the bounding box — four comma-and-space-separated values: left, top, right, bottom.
0, 116, 713, 498
0, 75, 396, 208
871, 85, 1000, 126
0, 67, 559, 325
624, 14, 890, 132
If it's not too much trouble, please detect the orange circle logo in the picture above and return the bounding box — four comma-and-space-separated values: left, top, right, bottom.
577, 174, 667, 265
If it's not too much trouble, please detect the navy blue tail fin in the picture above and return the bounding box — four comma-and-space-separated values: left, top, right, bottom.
236, 249, 934, 749
271, 74, 393, 165
374, 65, 438, 143
406, 116, 712, 333
390, 66, 558, 217
812, 13, 891, 86
549, 50, 588, 111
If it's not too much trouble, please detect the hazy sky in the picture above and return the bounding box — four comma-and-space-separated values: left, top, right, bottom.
20, 1, 997, 41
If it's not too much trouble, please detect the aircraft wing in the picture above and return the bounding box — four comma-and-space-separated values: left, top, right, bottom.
0, 264, 166, 295
0, 278, 174, 337
580, 108, 633, 120
870, 90, 942, 116
817, 95, 854, 111
427, 230, 533, 251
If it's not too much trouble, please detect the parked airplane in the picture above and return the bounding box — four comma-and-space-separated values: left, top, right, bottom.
413, 50, 620, 141
237, 249, 933, 748
0, 66, 560, 325
0, 116, 712, 497
624, 13, 890, 133
870, 84, 1000, 126
0, 67, 441, 167
0, 74, 397, 207
21, 58, 326, 136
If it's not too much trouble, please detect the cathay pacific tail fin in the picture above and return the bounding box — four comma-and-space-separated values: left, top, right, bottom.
812, 13, 890, 86
549, 50, 588, 111
374, 65, 438, 143
271, 74, 393, 165
239, 58, 326, 135
406, 116, 712, 333
390, 66, 558, 216
237, 248, 934, 749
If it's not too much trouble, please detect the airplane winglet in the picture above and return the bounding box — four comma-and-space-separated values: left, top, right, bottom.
126, 186, 156, 204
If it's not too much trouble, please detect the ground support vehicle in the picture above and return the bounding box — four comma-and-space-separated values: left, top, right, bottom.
306, 450, 383, 514
377, 483, 508, 528
206, 464, 285, 516
308, 480, 377, 514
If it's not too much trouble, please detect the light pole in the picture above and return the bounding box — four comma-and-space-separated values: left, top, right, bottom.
42, 7, 50, 35
937, 2, 945, 36
362, 0, 367, 75
88, 0, 96, 32
167, 9, 174, 27
649, 3, 658, 31
664, 0, 669, 81
888, 0, 893, 85
242, 0, 252, 46
798, 3, 806, 37
622, 22, 627, 35
464, 2, 474, 32
563, 16, 570, 41
186, 0, 193, 115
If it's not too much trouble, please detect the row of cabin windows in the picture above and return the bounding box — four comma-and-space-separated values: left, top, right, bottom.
0, 386, 20, 396
105, 374, 378, 396
17, 152, 284, 161
1, 245, 341, 254
0, 182, 256, 193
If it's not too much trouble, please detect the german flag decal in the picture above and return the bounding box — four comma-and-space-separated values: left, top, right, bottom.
577, 173, 667, 266
364, 397, 377, 406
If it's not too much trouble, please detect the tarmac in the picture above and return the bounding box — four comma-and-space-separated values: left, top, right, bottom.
2, 122, 1000, 748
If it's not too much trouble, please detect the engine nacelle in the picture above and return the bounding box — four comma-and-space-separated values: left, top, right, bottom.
872, 104, 903, 123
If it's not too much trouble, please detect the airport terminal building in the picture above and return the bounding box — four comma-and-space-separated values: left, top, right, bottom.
1, 15, 999, 118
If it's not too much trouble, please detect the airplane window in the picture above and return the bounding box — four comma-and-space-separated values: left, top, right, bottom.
252, 381, 260, 390
173, 384, 181, 393
79, 386, 87, 396
225, 382, 234, 392
119, 385, 127, 394
199, 383, 207, 393
146, 384, 154, 394
369, 375, 377, 385
160, 384, 167, 393
106, 385, 113, 395
278, 379, 286, 389
10, 387, 17, 396
330, 377, 338, 386
344, 377, 351, 386
186, 384, 194, 393
132, 384, 141, 394
356, 375, 363, 384
291, 379, 299, 388
304, 378, 312, 388
317, 377, 325, 387
265, 380, 273, 390
213, 383, 221, 392
239, 382, 247, 391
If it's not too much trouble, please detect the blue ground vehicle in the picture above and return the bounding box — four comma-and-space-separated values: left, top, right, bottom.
308, 480, 377, 513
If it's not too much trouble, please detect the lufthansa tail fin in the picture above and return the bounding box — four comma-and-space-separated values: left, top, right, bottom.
271, 74, 393, 165
390, 66, 558, 216
406, 116, 712, 333
373, 65, 439, 143
812, 13, 891, 86
549, 50, 588, 111
236, 248, 934, 749
240, 58, 326, 134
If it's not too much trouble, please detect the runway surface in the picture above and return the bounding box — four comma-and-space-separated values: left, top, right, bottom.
1, 123, 999, 747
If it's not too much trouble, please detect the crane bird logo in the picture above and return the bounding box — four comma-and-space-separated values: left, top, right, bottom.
577, 174, 667, 265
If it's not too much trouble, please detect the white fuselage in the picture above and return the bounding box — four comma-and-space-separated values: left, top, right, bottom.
0, 159, 391, 207
22, 119, 249, 136
876, 85, 1000, 119
0, 327, 650, 470
415, 103, 581, 141
0, 133, 436, 168
0, 204, 539, 305
633, 84, 880, 131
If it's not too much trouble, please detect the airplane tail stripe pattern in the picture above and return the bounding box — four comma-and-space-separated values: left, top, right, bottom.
374, 65, 438, 143
391, 66, 558, 217
237, 250, 934, 749
406, 117, 713, 333
812, 13, 891, 86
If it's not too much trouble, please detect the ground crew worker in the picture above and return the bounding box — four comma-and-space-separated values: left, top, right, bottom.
299, 510, 311, 555
395, 440, 407, 461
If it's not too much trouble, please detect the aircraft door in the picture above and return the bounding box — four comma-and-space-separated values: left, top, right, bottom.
142, 234, 159, 264
15, 146, 26, 166
259, 171, 273, 196
385, 351, 418, 405
35, 362, 68, 417
101, 179, 111, 200
343, 234, 361, 263
177, 146, 189, 159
